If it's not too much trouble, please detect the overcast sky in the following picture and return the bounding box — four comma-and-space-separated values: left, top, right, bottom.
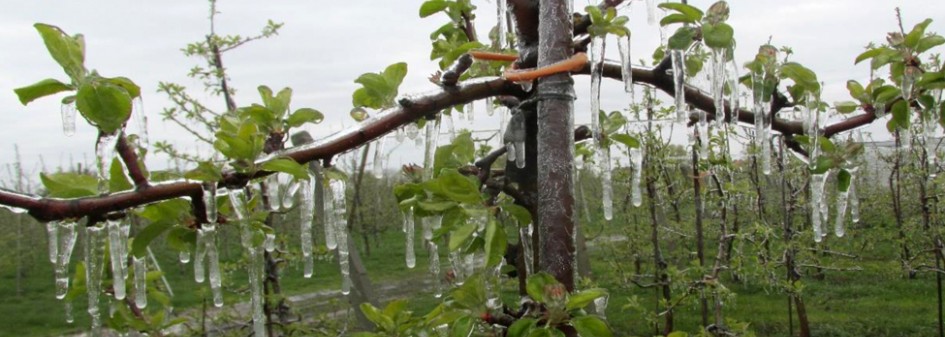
0, 1, 941, 183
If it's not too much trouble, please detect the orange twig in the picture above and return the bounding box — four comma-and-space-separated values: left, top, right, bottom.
469, 50, 520, 62
502, 53, 588, 82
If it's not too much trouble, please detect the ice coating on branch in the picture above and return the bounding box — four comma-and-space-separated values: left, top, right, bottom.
133, 97, 149, 147
283, 180, 300, 209
300, 173, 315, 277
631, 148, 643, 207
133, 256, 147, 309
47, 221, 59, 264
61, 102, 76, 137
229, 188, 246, 220
672, 50, 687, 123
95, 133, 119, 193
373, 137, 386, 178
423, 119, 441, 180
106, 220, 126, 300
497, 0, 508, 49
404, 207, 416, 268
85, 225, 106, 334
207, 232, 223, 307
601, 147, 614, 221
811, 173, 827, 242
202, 182, 218, 224
265, 174, 281, 211
618, 35, 634, 100
646, 0, 657, 25
55, 221, 78, 300
711, 50, 726, 126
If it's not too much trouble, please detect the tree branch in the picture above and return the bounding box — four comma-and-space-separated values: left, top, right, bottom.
116, 134, 151, 189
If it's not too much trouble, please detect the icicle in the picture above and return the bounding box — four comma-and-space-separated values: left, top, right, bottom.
207, 232, 223, 307
179, 250, 190, 264
202, 182, 218, 224
515, 113, 526, 169
761, 133, 771, 175
423, 119, 441, 180
338, 229, 351, 295
601, 147, 614, 221
405, 208, 416, 268
422, 216, 436, 241
47, 221, 59, 264
672, 50, 687, 122
811, 173, 827, 242
849, 170, 860, 223
55, 221, 78, 299
429, 241, 442, 298
506, 143, 517, 162
497, 0, 508, 49
727, 58, 741, 125
698, 111, 709, 160
324, 180, 338, 250
107, 219, 126, 300
331, 178, 351, 294
711, 50, 726, 125
396, 127, 406, 142
835, 182, 848, 238
300, 174, 315, 278
618, 35, 634, 99
265, 174, 281, 211
229, 188, 246, 220
64, 301, 74, 323
194, 228, 208, 283
373, 137, 386, 178
902, 66, 916, 101
95, 133, 119, 193
646, 0, 657, 25
806, 94, 821, 169
85, 225, 106, 334
248, 243, 265, 337
133, 98, 148, 147
486, 99, 495, 116
590, 36, 605, 148
468, 101, 476, 121
594, 294, 609, 317
282, 180, 300, 209
406, 123, 420, 140
520, 224, 534, 276
631, 148, 644, 207
133, 256, 147, 309
61, 102, 76, 136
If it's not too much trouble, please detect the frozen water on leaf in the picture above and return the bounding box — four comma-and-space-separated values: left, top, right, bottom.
61, 102, 76, 137
85, 225, 106, 334
133, 256, 147, 309
106, 220, 126, 300
631, 148, 643, 207
373, 137, 386, 178
672, 50, 687, 123
46, 221, 59, 264
202, 182, 218, 224
55, 221, 78, 299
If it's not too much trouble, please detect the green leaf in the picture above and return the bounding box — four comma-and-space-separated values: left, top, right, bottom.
14, 78, 72, 105
449, 222, 478, 251
566, 288, 607, 311
702, 23, 734, 49
667, 332, 690, 337
571, 315, 613, 337
837, 168, 852, 193
667, 27, 697, 50
508, 318, 537, 337
847, 80, 868, 102
891, 100, 910, 130
286, 108, 323, 127
359, 303, 395, 331
184, 161, 223, 182
109, 157, 133, 193
810, 156, 835, 174
917, 35, 945, 54
383, 62, 409, 89
260, 158, 310, 180
609, 133, 640, 148
484, 217, 507, 267
165, 226, 197, 252
419, 0, 448, 18
780, 62, 820, 93
131, 220, 174, 258
526, 272, 558, 303
834, 101, 859, 114
659, 13, 694, 26
106, 77, 141, 99
501, 202, 532, 226
417, 200, 458, 212
76, 81, 133, 134
40, 172, 98, 198
34, 23, 86, 81
657, 3, 703, 23
854, 47, 888, 65
423, 170, 482, 204
904, 19, 933, 49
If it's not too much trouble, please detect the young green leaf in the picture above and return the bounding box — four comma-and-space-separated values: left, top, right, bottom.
14, 78, 73, 105
702, 23, 734, 49
484, 218, 507, 267
837, 168, 852, 192
449, 222, 478, 251
40, 172, 98, 198
260, 157, 310, 180
76, 80, 134, 134
419, 0, 449, 17
834, 101, 859, 114
657, 3, 704, 23
286, 108, 323, 127
571, 315, 614, 337
34, 23, 86, 81
131, 220, 174, 258
109, 157, 133, 193
566, 288, 607, 311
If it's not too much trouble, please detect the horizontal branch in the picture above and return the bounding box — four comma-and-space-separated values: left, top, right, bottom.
1, 77, 524, 223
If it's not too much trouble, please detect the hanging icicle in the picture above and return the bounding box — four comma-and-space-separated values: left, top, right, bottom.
46, 221, 59, 264
373, 137, 386, 179
133, 256, 147, 309
329, 178, 352, 294
324, 179, 338, 250
429, 241, 442, 298
396, 127, 406, 143
698, 111, 709, 160
646, 0, 657, 25
811, 173, 827, 242
95, 133, 119, 193
590, 36, 605, 149
849, 169, 860, 223
497, 0, 508, 49
202, 182, 218, 224
711, 50, 727, 126
55, 221, 78, 300
300, 173, 315, 278
515, 112, 526, 169
248, 241, 265, 337
266, 174, 281, 211
85, 225, 106, 335
752, 71, 770, 174
594, 294, 609, 317
61, 102, 77, 137
229, 188, 247, 220
207, 230, 223, 307
601, 147, 614, 221
467, 101, 476, 122
133, 97, 149, 147
806, 93, 821, 170
194, 228, 207, 283
282, 180, 300, 209
618, 35, 634, 101
631, 148, 644, 207
423, 119, 441, 180
835, 179, 849, 238
405, 207, 416, 268
727, 58, 740, 125
520, 224, 534, 276
672, 50, 688, 123
106, 219, 126, 300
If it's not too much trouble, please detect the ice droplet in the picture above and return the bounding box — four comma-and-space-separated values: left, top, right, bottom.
61, 102, 76, 137
55, 221, 78, 300
179, 250, 190, 264
133, 256, 147, 309
672, 50, 688, 123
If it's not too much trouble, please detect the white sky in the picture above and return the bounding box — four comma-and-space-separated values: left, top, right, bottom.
0, 1, 941, 182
